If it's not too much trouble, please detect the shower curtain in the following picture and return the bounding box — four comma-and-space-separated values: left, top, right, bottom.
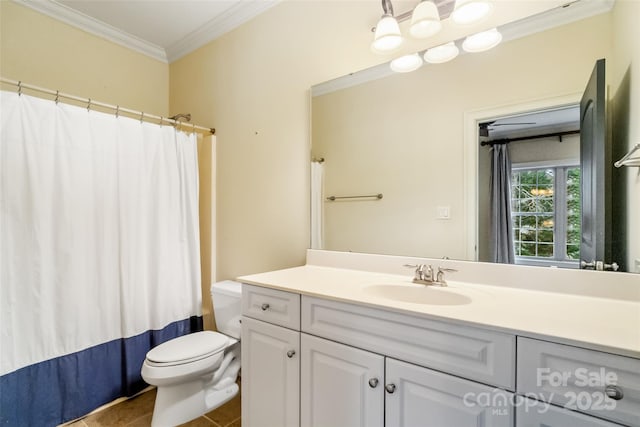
310, 161, 324, 249
0, 91, 203, 426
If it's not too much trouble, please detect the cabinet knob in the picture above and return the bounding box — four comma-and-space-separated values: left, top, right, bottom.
385, 383, 396, 394
368, 378, 379, 388
286, 350, 296, 358
261, 303, 270, 311
605, 385, 624, 400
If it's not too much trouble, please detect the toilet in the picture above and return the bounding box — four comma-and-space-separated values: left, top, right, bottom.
141, 280, 242, 427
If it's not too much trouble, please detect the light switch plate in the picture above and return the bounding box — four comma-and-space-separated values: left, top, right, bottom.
437, 206, 450, 219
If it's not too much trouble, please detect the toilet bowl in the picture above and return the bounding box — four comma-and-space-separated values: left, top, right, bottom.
141, 280, 242, 427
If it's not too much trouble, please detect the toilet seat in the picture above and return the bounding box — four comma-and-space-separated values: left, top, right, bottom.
146, 331, 228, 367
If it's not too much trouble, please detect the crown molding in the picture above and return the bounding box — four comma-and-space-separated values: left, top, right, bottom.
14, 0, 280, 64
166, 1, 280, 62
14, 0, 168, 63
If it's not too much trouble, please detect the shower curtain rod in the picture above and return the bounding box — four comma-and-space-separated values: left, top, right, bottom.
480, 129, 579, 147
0, 77, 215, 135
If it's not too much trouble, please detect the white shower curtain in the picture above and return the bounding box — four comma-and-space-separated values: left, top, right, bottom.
0, 90, 203, 426
310, 161, 324, 249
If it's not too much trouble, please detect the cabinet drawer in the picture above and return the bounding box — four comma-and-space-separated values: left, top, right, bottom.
516, 398, 623, 427
242, 284, 300, 330
302, 296, 515, 390
517, 337, 640, 427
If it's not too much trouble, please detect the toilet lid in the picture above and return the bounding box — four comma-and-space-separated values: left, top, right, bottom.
146, 331, 228, 364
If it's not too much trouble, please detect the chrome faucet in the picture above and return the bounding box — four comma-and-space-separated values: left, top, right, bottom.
404, 264, 457, 287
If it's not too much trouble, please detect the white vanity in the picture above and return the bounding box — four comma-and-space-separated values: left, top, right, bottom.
239, 250, 640, 427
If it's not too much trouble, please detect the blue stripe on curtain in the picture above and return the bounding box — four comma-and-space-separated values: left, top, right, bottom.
0, 316, 202, 427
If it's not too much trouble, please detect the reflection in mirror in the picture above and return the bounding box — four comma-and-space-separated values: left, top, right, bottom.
476, 106, 582, 268
311, 2, 638, 273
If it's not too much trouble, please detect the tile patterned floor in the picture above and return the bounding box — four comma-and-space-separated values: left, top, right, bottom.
66, 385, 241, 427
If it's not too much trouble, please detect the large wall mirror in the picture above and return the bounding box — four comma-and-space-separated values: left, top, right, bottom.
310, 1, 637, 273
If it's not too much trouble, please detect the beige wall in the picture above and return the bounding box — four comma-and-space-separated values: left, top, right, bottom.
313, 15, 610, 260
0, 1, 169, 115
170, 1, 383, 282
611, 0, 640, 273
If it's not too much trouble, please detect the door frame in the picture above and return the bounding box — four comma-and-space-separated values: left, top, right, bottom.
463, 92, 582, 261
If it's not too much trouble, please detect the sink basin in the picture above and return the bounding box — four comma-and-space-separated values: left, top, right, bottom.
364, 284, 472, 306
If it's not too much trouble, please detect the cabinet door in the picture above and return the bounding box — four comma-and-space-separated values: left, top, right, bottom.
385, 358, 514, 427
301, 333, 384, 427
241, 316, 299, 427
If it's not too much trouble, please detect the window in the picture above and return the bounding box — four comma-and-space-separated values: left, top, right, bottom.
511, 164, 580, 267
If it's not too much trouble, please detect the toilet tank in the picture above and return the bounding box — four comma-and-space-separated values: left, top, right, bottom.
211, 280, 242, 339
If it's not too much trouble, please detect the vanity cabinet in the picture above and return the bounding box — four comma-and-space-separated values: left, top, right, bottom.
241, 285, 301, 427
241, 283, 638, 427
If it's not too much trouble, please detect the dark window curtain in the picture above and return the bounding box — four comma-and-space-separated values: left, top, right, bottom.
489, 144, 515, 263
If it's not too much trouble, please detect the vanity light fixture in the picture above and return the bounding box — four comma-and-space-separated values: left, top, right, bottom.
390, 53, 424, 73
423, 41, 460, 63
462, 27, 503, 52
371, 0, 499, 73
450, 0, 493, 25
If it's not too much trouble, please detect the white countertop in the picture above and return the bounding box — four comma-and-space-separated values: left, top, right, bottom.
238, 264, 640, 359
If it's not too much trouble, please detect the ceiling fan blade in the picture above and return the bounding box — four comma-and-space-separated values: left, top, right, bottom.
491, 122, 536, 127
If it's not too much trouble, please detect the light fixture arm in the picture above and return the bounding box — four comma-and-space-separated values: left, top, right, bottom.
381, 0, 395, 16
373, 0, 451, 32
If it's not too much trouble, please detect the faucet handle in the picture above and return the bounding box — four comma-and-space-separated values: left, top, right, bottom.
404, 264, 425, 281
434, 267, 457, 286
